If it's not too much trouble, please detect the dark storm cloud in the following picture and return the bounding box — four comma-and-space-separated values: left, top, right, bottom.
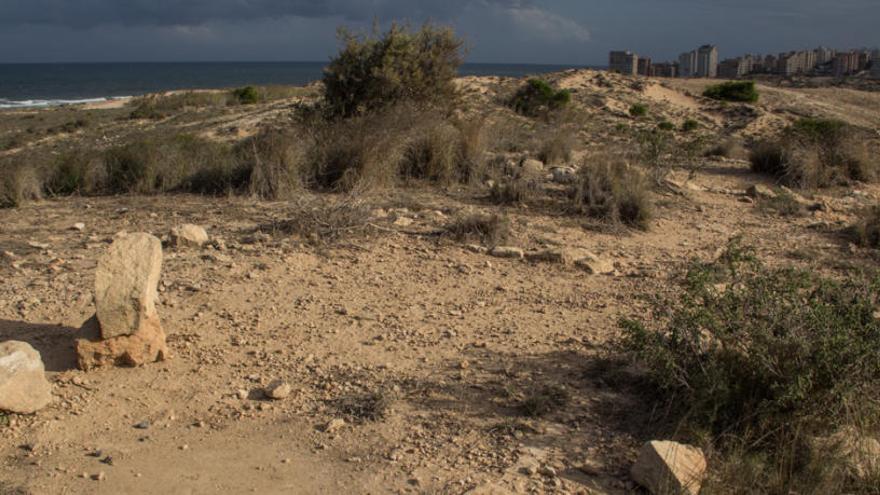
0, 0, 530, 28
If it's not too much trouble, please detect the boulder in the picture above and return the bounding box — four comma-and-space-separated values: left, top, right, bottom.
0, 341, 52, 414
489, 246, 525, 259
574, 251, 615, 274
520, 159, 545, 178
264, 380, 292, 400
550, 166, 578, 184
95, 233, 162, 339
76, 315, 168, 370
630, 440, 707, 495
170, 224, 209, 248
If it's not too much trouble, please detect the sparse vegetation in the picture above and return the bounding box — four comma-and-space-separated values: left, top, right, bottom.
749, 118, 878, 188
231, 86, 261, 105
519, 385, 570, 417
442, 213, 510, 247
537, 131, 576, 165
571, 156, 652, 230
703, 81, 759, 103
682, 119, 700, 132
705, 137, 741, 158
510, 79, 571, 118
657, 121, 674, 131
322, 23, 464, 118
259, 195, 373, 244
851, 205, 880, 248
619, 239, 880, 493
629, 103, 648, 117
489, 176, 537, 205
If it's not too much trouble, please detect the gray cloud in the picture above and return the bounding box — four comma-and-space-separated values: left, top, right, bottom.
0, 0, 530, 28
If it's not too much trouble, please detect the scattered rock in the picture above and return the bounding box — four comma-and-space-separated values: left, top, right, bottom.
574, 252, 614, 274
324, 418, 346, 433
78, 233, 168, 370
550, 166, 577, 184
630, 440, 707, 495
94, 232, 163, 339
264, 380, 291, 400
489, 246, 525, 259
0, 341, 53, 414
393, 216, 414, 228
526, 249, 575, 265
170, 224, 209, 248
746, 184, 776, 199
71, 223, 86, 231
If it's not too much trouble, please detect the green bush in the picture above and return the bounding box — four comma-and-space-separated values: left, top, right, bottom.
571, 157, 652, 230
322, 23, 464, 118
619, 240, 880, 492
682, 119, 700, 132
231, 86, 261, 105
629, 103, 648, 117
749, 118, 878, 188
657, 121, 675, 131
510, 79, 571, 117
703, 81, 759, 103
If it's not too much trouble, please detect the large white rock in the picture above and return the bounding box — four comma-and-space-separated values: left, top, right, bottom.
0, 341, 52, 414
170, 224, 209, 248
630, 440, 707, 495
95, 233, 163, 339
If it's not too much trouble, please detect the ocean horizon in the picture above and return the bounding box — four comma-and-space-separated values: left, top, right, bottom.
0, 61, 602, 109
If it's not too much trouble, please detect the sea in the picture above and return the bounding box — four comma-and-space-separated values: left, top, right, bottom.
0, 62, 595, 109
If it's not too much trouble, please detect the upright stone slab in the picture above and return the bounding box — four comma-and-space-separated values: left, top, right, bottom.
0, 341, 52, 414
95, 233, 162, 339
631, 440, 707, 495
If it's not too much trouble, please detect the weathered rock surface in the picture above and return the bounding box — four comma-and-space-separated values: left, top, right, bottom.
550, 166, 577, 184
0, 341, 52, 414
574, 251, 615, 274
170, 224, 209, 248
526, 248, 576, 265
264, 380, 291, 400
94, 233, 163, 339
76, 315, 168, 370
630, 440, 707, 495
489, 246, 525, 259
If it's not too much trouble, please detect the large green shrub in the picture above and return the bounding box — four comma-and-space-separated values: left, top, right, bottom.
619, 240, 880, 492
510, 79, 571, 117
703, 81, 759, 103
322, 23, 464, 118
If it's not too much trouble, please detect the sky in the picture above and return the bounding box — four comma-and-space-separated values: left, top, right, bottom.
0, 0, 877, 64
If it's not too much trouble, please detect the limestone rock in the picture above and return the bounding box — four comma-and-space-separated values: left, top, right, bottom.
812, 429, 880, 481
550, 166, 577, 184
746, 184, 776, 199
526, 249, 575, 265
574, 251, 615, 274
0, 341, 52, 414
170, 224, 209, 248
489, 246, 525, 259
264, 380, 291, 400
630, 440, 707, 495
95, 233, 163, 339
76, 315, 168, 370
520, 159, 545, 177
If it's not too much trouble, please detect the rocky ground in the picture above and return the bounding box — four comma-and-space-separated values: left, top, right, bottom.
1, 71, 879, 494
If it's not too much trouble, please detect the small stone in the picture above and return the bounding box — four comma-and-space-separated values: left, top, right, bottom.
630, 440, 707, 495
134, 421, 150, 430
324, 418, 346, 433
236, 389, 249, 400
550, 166, 577, 184
393, 217, 414, 227
489, 246, 525, 259
170, 224, 209, 248
92, 472, 105, 481
71, 223, 86, 231
0, 341, 53, 414
574, 252, 614, 275
264, 380, 291, 400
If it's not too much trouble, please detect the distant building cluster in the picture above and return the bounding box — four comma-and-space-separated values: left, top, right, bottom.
608, 45, 880, 79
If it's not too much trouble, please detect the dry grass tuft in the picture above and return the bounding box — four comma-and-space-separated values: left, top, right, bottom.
442, 213, 511, 247
571, 155, 652, 230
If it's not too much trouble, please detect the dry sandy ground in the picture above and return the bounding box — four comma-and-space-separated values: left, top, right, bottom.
1, 69, 880, 494
0, 162, 876, 494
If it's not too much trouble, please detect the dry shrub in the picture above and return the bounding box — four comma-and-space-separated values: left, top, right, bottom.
401, 121, 462, 183
750, 118, 879, 188
0, 161, 42, 208
852, 206, 880, 248
456, 116, 491, 183
705, 137, 744, 159
443, 213, 510, 247
237, 127, 311, 199
538, 130, 576, 165
571, 155, 652, 230
45, 149, 105, 196
259, 195, 373, 245
489, 177, 537, 205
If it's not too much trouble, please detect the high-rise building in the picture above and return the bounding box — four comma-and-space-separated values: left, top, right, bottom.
653, 62, 678, 78
832, 51, 860, 77
609, 51, 639, 75
872, 49, 880, 79
696, 45, 719, 78
637, 57, 653, 76
815, 46, 835, 65
678, 51, 697, 77
718, 57, 750, 78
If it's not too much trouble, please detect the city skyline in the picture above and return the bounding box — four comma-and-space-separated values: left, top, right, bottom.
0, 1, 878, 64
